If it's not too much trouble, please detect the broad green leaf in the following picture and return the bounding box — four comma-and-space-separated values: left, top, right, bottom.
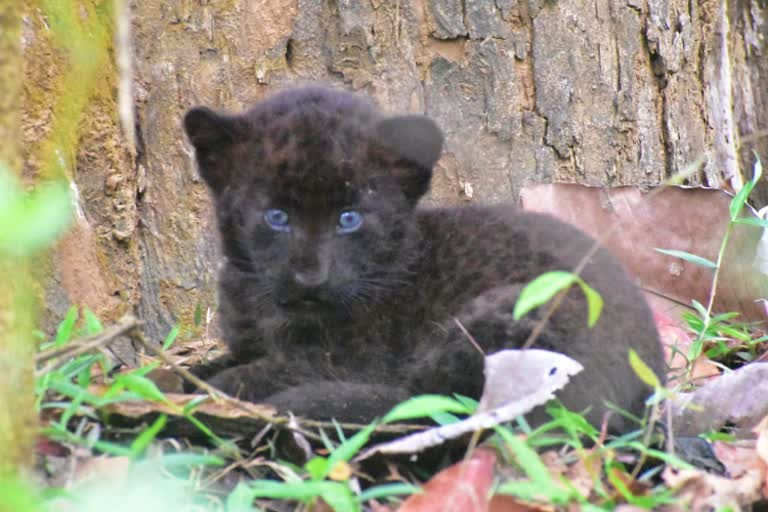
514, 271, 577, 320
729, 181, 755, 220
729, 155, 762, 220
114, 374, 168, 403
544, 402, 598, 439
305, 457, 330, 481
383, 395, 472, 423
496, 480, 561, 503
495, 427, 570, 503
690, 300, 710, 323
129, 414, 167, 457
429, 411, 462, 425
734, 216, 768, 228
246, 480, 332, 501
575, 278, 603, 327
358, 483, 420, 502
320, 484, 359, 512
54, 306, 79, 346
194, 303, 203, 327
322, 422, 377, 479
226, 483, 260, 512
0, 177, 73, 256
654, 249, 717, 269
628, 349, 661, 388
82, 307, 103, 335
150, 453, 226, 468
162, 324, 181, 350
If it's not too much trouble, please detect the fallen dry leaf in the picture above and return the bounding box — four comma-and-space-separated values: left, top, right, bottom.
753, 416, 768, 497
397, 448, 496, 512
663, 463, 765, 511
359, 350, 582, 458
520, 184, 768, 322
488, 494, 552, 512
670, 363, 768, 437
478, 349, 584, 413
713, 440, 766, 480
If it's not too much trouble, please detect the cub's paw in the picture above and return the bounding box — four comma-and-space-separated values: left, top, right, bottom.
205, 364, 266, 402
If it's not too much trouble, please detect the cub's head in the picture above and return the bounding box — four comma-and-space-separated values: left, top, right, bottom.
184, 86, 443, 319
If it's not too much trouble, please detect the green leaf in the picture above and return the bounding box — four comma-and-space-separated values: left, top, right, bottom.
729, 182, 755, 220
114, 374, 168, 403
358, 483, 420, 502
305, 457, 330, 481
54, 306, 79, 346
628, 349, 661, 389
0, 173, 73, 256
162, 324, 181, 350
575, 278, 603, 327
82, 307, 103, 335
151, 453, 226, 468
654, 248, 717, 269
246, 480, 330, 501
495, 427, 570, 503
322, 422, 377, 479
226, 483, 260, 512
320, 483, 359, 512
194, 303, 203, 328
383, 395, 472, 423
513, 271, 577, 320
129, 414, 167, 457
733, 216, 768, 228
729, 155, 762, 220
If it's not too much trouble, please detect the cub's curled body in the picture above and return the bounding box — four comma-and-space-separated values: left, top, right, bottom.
184, 86, 663, 430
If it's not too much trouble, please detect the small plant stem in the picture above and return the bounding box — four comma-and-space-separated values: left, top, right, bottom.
629, 399, 661, 480
35, 315, 140, 378
665, 399, 675, 456
703, 222, 733, 327
685, 210, 734, 382
453, 317, 486, 356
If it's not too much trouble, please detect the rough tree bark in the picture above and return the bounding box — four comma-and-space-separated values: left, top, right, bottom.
1, 0, 35, 477
21, 1, 768, 346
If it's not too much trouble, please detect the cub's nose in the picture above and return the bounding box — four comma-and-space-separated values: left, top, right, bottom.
292, 269, 327, 287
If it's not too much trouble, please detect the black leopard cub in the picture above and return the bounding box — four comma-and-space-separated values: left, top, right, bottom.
183, 86, 664, 431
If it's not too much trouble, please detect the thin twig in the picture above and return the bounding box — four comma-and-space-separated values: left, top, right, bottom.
35, 315, 140, 376
453, 317, 486, 356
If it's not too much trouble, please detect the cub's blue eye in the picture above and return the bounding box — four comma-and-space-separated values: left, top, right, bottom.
337, 210, 363, 234
264, 209, 290, 232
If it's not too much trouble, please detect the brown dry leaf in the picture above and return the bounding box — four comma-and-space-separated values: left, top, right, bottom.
713, 440, 766, 480
397, 448, 496, 512
670, 363, 768, 437
98, 390, 276, 420
754, 416, 768, 495
520, 184, 768, 322
488, 494, 552, 512
564, 449, 602, 499
663, 464, 765, 511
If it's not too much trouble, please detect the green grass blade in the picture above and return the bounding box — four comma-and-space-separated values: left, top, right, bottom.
654, 249, 717, 269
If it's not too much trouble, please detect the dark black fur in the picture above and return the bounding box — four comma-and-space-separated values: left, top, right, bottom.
183, 86, 664, 430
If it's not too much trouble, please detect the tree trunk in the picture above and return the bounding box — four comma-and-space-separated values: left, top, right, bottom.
0, 0, 35, 478
21, 1, 768, 347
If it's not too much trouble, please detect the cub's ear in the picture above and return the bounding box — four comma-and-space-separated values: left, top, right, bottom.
183, 106, 244, 193
374, 114, 444, 201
